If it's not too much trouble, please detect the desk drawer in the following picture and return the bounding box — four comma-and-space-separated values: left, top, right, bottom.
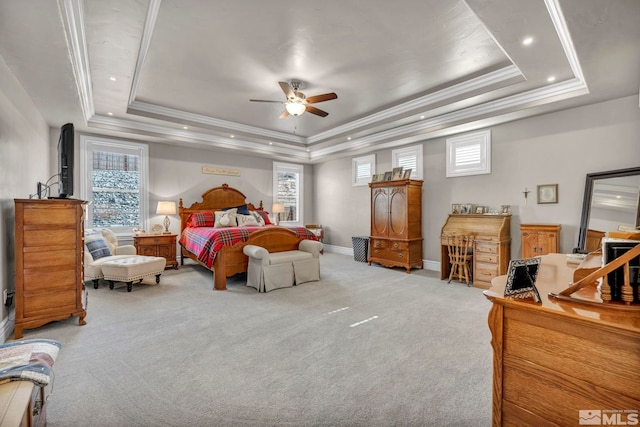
475, 251, 498, 263
475, 262, 499, 282
475, 241, 498, 254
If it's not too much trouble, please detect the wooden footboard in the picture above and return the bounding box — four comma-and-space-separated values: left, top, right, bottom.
184, 227, 305, 290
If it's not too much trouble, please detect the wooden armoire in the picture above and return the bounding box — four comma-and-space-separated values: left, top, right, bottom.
14, 198, 87, 339
368, 179, 423, 272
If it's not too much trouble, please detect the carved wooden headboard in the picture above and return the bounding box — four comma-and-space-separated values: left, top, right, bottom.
178, 183, 263, 232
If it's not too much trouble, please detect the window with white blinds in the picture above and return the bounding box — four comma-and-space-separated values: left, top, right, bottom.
352, 154, 375, 186
392, 145, 423, 179
446, 130, 491, 177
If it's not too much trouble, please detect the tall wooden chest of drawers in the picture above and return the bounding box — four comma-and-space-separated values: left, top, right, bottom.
368, 179, 423, 273
14, 199, 87, 339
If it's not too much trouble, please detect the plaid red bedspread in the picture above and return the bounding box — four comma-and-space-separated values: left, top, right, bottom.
179, 225, 318, 268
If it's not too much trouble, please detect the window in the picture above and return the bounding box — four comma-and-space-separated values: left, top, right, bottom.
446, 130, 491, 177
352, 154, 375, 186
392, 144, 423, 179
273, 161, 304, 225
80, 136, 149, 235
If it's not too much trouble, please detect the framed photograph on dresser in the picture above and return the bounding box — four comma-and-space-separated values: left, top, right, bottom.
504, 257, 542, 301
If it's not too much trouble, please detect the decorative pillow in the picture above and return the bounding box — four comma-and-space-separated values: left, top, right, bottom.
85, 230, 112, 260
187, 212, 216, 228
223, 204, 250, 215
237, 214, 260, 227
249, 211, 265, 226
254, 210, 272, 225
214, 208, 237, 227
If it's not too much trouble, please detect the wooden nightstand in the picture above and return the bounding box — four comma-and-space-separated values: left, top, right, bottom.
134, 233, 178, 269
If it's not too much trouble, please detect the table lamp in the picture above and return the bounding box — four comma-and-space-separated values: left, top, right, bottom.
271, 203, 285, 225
156, 201, 177, 234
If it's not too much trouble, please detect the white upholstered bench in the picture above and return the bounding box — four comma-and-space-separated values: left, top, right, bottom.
243, 240, 323, 292
101, 256, 167, 292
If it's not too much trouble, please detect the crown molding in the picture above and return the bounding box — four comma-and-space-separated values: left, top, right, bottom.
88, 114, 312, 161
58, 0, 94, 121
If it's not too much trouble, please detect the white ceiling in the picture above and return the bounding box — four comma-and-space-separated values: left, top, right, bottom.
0, 0, 638, 163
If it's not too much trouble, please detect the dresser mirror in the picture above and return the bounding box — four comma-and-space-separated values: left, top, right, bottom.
576, 167, 640, 253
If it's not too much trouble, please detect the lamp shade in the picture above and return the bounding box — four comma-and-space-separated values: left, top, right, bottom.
156, 201, 177, 215
285, 102, 306, 116
271, 203, 285, 214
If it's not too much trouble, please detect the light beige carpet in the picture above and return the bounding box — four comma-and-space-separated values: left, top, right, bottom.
19, 252, 493, 427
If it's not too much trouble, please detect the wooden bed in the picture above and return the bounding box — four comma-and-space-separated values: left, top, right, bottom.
178, 184, 311, 290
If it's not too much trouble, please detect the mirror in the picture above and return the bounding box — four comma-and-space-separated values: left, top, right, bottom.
576, 167, 640, 253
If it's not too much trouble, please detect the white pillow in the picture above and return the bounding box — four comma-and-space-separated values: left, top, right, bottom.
214, 208, 237, 227
236, 214, 260, 227
250, 211, 266, 226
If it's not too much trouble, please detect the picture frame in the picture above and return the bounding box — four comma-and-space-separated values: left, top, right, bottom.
500, 204, 511, 214
371, 174, 379, 182
537, 184, 558, 204
475, 206, 485, 214
392, 167, 403, 180
452, 203, 461, 214
402, 168, 412, 179
504, 257, 542, 302
384, 171, 392, 181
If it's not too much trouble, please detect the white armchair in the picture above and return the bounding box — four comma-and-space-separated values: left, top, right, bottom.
84, 228, 137, 289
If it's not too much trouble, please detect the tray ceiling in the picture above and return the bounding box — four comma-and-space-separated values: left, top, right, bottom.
0, 0, 638, 162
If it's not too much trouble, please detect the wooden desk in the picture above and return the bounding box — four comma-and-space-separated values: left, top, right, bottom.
441, 214, 511, 289
484, 254, 640, 426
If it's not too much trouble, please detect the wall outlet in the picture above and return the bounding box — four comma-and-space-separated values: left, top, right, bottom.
2, 289, 7, 305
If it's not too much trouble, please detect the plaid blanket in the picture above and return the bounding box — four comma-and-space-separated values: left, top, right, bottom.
0, 339, 61, 386
180, 225, 318, 268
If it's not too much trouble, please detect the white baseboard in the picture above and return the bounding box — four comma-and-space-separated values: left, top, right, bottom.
324, 244, 440, 272
1, 310, 15, 343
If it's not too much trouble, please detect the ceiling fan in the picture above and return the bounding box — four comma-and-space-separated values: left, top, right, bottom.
250, 80, 337, 118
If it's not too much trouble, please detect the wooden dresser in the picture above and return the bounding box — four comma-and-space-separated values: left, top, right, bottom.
440, 214, 511, 289
133, 233, 178, 269
14, 198, 87, 339
484, 253, 640, 426
368, 179, 423, 273
520, 223, 561, 258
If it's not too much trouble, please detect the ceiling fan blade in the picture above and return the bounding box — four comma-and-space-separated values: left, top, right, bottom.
305, 92, 338, 104
249, 99, 283, 103
305, 105, 329, 117
278, 109, 290, 119
278, 82, 295, 100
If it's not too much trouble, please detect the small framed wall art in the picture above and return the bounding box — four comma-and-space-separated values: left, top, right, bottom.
537, 184, 558, 204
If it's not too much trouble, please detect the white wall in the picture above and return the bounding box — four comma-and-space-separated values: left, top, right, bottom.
0, 54, 50, 332
313, 95, 640, 267
146, 143, 315, 235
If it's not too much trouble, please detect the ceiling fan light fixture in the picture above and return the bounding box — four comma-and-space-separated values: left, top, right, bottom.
285, 102, 306, 116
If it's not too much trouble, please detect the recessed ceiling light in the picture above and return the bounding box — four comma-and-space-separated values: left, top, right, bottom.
230, 134, 235, 138
420, 115, 425, 120
347, 137, 351, 141
183, 126, 188, 130
522, 36, 534, 46
306, 149, 310, 152
107, 112, 113, 116
109, 77, 116, 81
269, 142, 273, 145
547, 76, 556, 83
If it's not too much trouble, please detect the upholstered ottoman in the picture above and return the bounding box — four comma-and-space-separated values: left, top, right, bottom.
101, 256, 166, 292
